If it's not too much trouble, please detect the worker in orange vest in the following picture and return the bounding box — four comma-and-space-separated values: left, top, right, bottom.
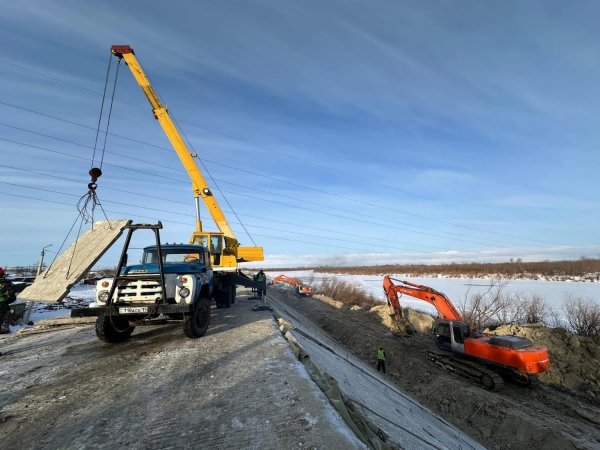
377, 346, 386, 373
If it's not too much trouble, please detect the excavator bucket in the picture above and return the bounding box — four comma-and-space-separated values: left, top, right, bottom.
392, 318, 415, 337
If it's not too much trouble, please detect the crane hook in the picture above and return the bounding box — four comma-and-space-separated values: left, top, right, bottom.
88, 167, 102, 191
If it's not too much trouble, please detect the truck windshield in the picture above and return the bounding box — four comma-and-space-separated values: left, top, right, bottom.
142, 249, 203, 264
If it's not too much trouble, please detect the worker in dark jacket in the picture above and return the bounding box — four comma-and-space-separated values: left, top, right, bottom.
377, 346, 386, 373
256, 270, 266, 297
0, 268, 16, 335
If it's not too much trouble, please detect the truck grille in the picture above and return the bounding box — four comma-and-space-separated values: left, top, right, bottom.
117, 279, 162, 302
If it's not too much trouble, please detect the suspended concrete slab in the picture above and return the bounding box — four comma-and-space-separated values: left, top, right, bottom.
19, 220, 131, 303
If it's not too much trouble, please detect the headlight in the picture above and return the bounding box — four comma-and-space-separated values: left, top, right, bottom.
98, 291, 109, 302
179, 287, 190, 298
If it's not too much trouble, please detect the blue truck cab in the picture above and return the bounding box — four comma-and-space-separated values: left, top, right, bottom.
96, 244, 213, 307
72, 222, 218, 343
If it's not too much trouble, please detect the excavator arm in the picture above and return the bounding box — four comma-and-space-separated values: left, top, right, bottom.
383, 276, 463, 321
111, 45, 263, 265
271, 275, 299, 287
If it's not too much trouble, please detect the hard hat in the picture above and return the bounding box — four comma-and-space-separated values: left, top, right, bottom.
379, 346, 384, 350
0, 267, 5, 276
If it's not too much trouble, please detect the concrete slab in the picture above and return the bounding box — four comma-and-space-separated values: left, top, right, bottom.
18, 220, 130, 303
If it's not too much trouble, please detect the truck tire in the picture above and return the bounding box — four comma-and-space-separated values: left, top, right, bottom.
95, 316, 135, 343
216, 286, 232, 309
184, 297, 211, 338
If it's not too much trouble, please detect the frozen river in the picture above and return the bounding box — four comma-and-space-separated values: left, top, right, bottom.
265, 270, 600, 317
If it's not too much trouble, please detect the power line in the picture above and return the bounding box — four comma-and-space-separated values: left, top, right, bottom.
0, 58, 436, 200
0, 181, 451, 255
0, 190, 441, 258
1, 136, 529, 250
4, 156, 592, 260
3, 134, 579, 252
0, 163, 451, 252
3, 189, 593, 261
0, 101, 171, 151
0, 163, 191, 206
0, 130, 537, 249
0, 98, 560, 247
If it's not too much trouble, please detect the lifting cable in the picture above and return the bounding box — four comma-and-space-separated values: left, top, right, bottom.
44, 52, 120, 279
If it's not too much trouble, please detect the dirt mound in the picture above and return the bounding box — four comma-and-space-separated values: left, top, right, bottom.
368, 305, 397, 330
490, 324, 600, 393
312, 294, 345, 309
369, 305, 434, 334
402, 308, 435, 334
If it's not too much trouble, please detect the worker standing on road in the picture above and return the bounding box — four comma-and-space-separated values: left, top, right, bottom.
0, 268, 17, 335
252, 272, 258, 294
377, 346, 386, 373
256, 270, 267, 298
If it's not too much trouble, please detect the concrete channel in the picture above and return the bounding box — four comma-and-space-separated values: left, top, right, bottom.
267, 290, 485, 450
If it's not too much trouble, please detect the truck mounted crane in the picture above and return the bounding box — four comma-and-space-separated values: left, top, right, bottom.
111, 45, 264, 308
383, 276, 550, 391
271, 275, 313, 297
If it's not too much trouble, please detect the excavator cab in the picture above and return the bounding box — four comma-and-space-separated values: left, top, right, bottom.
434, 319, 470, 354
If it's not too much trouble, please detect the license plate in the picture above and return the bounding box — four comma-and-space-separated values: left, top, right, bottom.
119, 307, 148, 314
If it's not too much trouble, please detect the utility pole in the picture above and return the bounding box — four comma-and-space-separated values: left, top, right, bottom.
23, 244, 52, 325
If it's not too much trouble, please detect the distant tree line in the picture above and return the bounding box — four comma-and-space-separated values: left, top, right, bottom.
271, 257, 600, 278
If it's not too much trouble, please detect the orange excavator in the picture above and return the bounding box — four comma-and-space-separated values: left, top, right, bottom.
383, 276, 550, 391
271, 275, 313, 297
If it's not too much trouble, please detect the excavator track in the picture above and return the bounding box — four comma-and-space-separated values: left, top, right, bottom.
427, 351, 504, 391
511, 371, 540, 387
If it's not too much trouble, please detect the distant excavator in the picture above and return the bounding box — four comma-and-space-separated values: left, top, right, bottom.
271, 275, 313, 297
383, 276, 550, 391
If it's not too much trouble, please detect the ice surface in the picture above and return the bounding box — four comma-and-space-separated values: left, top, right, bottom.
266, 270, 600, 317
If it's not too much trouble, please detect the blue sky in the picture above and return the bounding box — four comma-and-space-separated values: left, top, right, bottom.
1, 0, 599, 268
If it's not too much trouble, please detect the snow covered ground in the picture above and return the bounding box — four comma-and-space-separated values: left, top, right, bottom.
10, 283, 96, 333
11, 271, 600, 331
265, 270, 600, 317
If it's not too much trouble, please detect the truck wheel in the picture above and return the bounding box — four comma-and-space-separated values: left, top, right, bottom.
184, 297, 211, 338
216, 286, 232, 309
95, 316, 135, 343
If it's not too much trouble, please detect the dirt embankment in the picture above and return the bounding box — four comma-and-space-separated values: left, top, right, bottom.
277, 292, 600, 450
489, 324, 600, 395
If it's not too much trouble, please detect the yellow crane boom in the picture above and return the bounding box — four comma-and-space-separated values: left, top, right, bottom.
111, 45, 263, 269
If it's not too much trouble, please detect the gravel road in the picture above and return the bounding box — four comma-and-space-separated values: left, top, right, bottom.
0, 288, 366, 450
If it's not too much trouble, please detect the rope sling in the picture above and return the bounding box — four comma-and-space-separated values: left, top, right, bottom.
44, 52, 120, 279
